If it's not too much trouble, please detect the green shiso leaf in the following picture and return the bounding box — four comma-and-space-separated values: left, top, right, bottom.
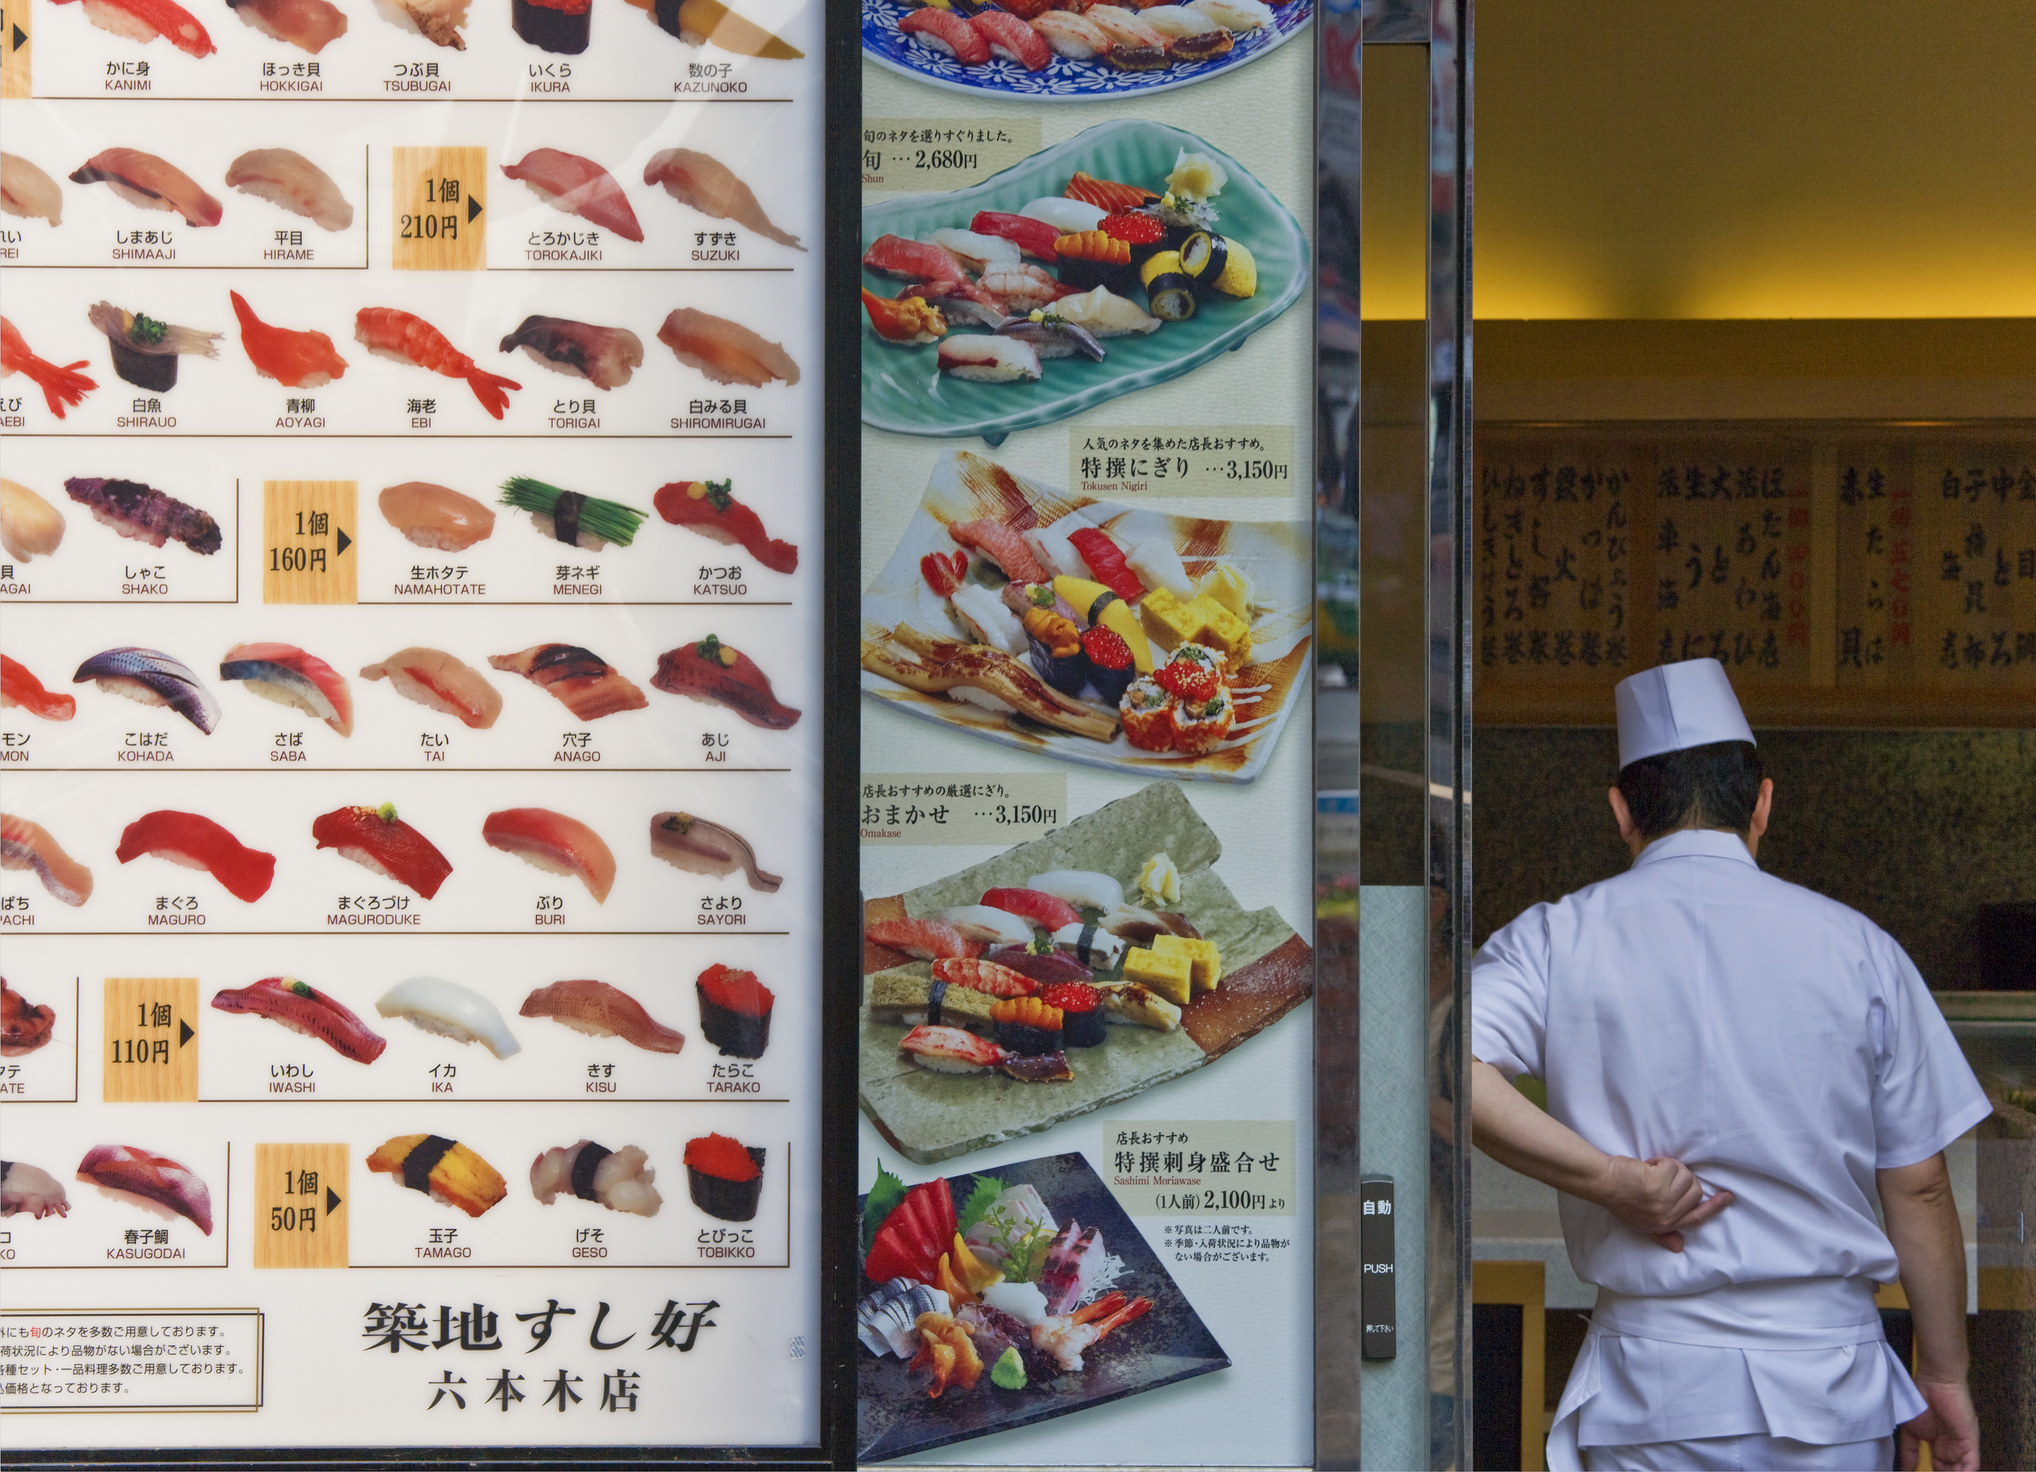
498, 476, 649, 548
954, 1174, 1006, 1238
861, 1162, 906, 1259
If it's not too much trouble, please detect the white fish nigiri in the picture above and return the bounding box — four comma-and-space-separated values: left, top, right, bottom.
922, 227, 1021, 272
375, 976, 521, 1059
938, 904, 1034, 946
1021, 515, 1091, 579
1054, 286, 1162, 339
1019, 196, 1106, 235
1030, 869, 1124, 912
1190, 0, 1274, 28
951, 584, 1028, 656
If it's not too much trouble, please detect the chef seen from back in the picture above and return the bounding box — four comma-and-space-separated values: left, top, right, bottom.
1469, 657, 1990, 1472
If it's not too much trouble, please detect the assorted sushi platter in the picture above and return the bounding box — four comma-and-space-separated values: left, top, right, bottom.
862, 0, 1311, 102
859, 782, 1311, 1164
860, 450, 1310, 781
861, 119, 1306, 442
856, 1151, 1227, 1461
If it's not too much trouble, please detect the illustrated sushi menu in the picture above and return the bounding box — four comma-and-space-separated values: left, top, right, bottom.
0, 0, 823, 1452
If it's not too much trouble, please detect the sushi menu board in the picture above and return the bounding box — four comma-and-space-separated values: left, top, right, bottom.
0, 0, 826, 1455
856, 3, 1317, 1463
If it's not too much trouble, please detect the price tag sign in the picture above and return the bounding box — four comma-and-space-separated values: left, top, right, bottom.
859, 771, 1066, 846
102, 977, 199, 1103
0, 0, 30, 99
264, 480, 357, 604
391, 146, 486, 271
1072, 424, 1298, 500
252, 1144, 349, 1269
1101, 1120, 1297, 1218
860, 118, 1041, 193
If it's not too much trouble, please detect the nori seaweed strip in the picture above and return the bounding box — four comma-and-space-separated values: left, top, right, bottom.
403, 1136, 457, 1192
552, 490, 585, 547
1085, 590, 1120, 627
925, 978, 948, 1026
569, 1142, 612, 1202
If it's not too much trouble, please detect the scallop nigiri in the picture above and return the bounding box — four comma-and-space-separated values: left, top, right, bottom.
69, 148, 222, 227
500, 148, 643, 243
657, 307, 799, 388
224, 0, 347, 51
643, 148, 802, 250
225, 148, 352, 232
376, 482, 495, 552
219, 642, 353, 735
0, 813, 94, 907
376, 976, 519, 1058
115, 809, 276, 903
482, 807, 615, 904
0, 154, 64, 227
230, 290, 348, 389
0, 479, 66, 562
50, 0, 215, 56
358, 646, 502, 729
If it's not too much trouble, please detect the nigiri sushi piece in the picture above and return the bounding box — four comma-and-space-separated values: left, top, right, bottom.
653, 0, 802, 57
531, 1141, 662, 1217
355, 308, 520, 419
230, 290, 348, 389
899, 1024, 1006, 1074
2, 979, 57, 1055
931, 956, 1039, 998
643, 148, 802, 249
649, 811, 781, 893
1068, 527, 1145, 599
1, 655, 77, 721
938, 904, 1035, 946
983, 944, 1092, 988
87, 302, 222, 393
498, 316, 643, 391
1, 317, 96, 419
1019, 196, 1107, 235
971, 8, 1050, 68
225, 148, 352, 230
500, 149, 644, 243
1053, 920, 1127, 968
359, 647, 502, 729
864, 916, 984, 962
49, 0, 215, 55
651, 634, 801, 729
226, 0, 348, 50
489, 644, 646, 721
366, 1135, 506, 1217
520, 979, 686, 1054
937, 335, 1040, 384
862, 233, 968, 286
1030, 869, 1124, 912
1054, 285, 1163, 338
1136, 3, 1229, 50
861, 288, 948, 346
1064, 168, 1158, 213
1081, 6, 1167, 66
376, 977, 519, 1058
653, 479, 798, 575
482, 807, 616, 904
924, 227, 1021, 273
116, 809, 276, 902
311, 802, 453, 898
64, 478, 219, 556
980, 886, 1083, 933
0, 480, 65, 562
1123, 534, 1194, 598
219, 642, 353, 735
499, 476, 648, 551
1190, 0, 1272, 28
950, 517, 1050, 583
376, 482, 495, 552
69, 148, 221, 227
74, 647, 220, 732
0, 1160, 69, 1219
970, 211, 1061, 262
0, 154, 64, 226
76, 1145, 212, 1234
657, 307, 799, 388
952, 583, 1027, 656
0, 814, 93, 906
377, 0, 468, 48
898, 6, 988, 64
1030, 9, 1112, 59
211, 976, 387, 1062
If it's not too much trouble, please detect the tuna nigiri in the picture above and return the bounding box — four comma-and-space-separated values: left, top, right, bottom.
950, 518, 1049, 583
312, 802, 452, 899
651, 634, 801, 729
482, 807, 616, 904
979, 886, 1083, 932
355, 308, 520, 419
657, 308, 798, 388
74, 646, 220, 732
0, 480, 65, 562
1, 655, 78, 721
0, 317, 96, 419
970, 211, 1060, 262
0, 813, 94, 906
653, 479, 797, 575
219, 642, 353, 735
643, 148, 802, 250
69, 148, 221, 227
225, 148, 352, 231
359, 647, 502, 729
498, 316, 643, 391
1068, 527, 1145, 599
376, 482, 495, 552
1, 154, 65, 227
65, 478, 219, 555
898, 7, 988, 64
376, 977, 519, 1058
864, 916, 984, 962
500, 148, 644, 243
230, 290, 347, 389
50, 0, 215, 56
520, 979, 686, 1054
862, 233, 967, 286
225, 0, 347, 51
211, 976, 387, 1062
649, 811, 781, 893
489, 644, 645, 721
76, 1145, 212, 1235
116, 810, 276, 902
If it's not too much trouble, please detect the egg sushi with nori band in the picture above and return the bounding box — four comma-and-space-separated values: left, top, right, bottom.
1180, 231, 1257, 299
696, 963, 773, 1059
684, 1133, 764, 1222
992, 995, 1064, 1056
365, 1133, 507, 1217
1138, 251, 1198, 323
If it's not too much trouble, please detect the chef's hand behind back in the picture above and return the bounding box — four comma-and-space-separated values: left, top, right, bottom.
1594, 1154, 1735, 1253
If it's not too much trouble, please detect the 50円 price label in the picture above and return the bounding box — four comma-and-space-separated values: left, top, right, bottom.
1103, 1120, 1297, 1217
1074, 425, 1297, 500
861, 118, 1041, 193
860, 771, 1066, 846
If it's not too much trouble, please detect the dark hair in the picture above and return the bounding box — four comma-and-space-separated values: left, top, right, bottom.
1616, 740, 1764, 839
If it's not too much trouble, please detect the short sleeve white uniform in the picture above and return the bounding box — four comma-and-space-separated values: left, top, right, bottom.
1471, 829, 1991, 1463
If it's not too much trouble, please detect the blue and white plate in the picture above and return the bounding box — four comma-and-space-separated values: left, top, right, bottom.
863, 0, 1314, 102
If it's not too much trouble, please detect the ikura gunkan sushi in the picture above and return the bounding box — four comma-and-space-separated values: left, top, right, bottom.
512, 0, 590, 52
696, 963, 772, 1059
1039, 982, 1107, 1047
367, 1134, 506, 1218
683, 1132, 764, 1222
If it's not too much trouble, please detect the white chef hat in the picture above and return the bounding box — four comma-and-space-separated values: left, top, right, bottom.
1615, 658, 1756, 769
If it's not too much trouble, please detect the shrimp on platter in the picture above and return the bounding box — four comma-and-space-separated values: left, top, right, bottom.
1030, 1291, 1153, 1373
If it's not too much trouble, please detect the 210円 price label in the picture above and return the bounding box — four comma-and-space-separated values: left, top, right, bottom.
859, 772, 1066, 846
1073, 425, 1297, 500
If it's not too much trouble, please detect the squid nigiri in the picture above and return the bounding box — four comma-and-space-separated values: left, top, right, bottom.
50, 0, 215, 56
355, 308, 520, 419
643, 148, 802, 250
653, 479, 798, 575
481, 807, 616, 904
219, 641, 354, 735
0, 317, 96, 419
0, 480, 65, 562
376, 977, 519, 1058
0, 814, 94, 907
500, 148, 644, 243
312, 802, 452, 898
115, 809, 276, 903
0, 154, 64, 227
1, 655, 77, 721
225, 148, 353, 231
657, 307, 798, 388
230, 290, 348, 389
498, 316, 643, 391
359, 646, 502, 729
69, 148, 222, 227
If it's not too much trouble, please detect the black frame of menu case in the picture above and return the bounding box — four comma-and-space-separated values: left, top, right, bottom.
2, 10, 863, 1472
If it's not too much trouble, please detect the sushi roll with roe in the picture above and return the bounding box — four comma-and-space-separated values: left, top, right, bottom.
514, 0, 590, 50
1119, 676, 1176, 752
1039, 982, 1105, 1048
1171, 688, 1235, 756
1022, 607, 1087, 695
1053, 229, 1137, 294
1080, 626, 1136, 705
992, 996, 1063, 1056
684, 1132, 765, 1222
696, 962, 773, 1059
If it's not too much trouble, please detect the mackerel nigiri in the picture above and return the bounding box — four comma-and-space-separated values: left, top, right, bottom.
69, 148, 222, 227
653, 479, 798, 575
311, 803, 452, 899
76, 1145, 213, 1235
0, 814, 93, 907
219, 642, 353, 735
520, 979, 686, 1054
359, 647, 502, 729
50, 0, 216, 56
211, 976, 387, 1063
74, 647, 220, 732
482, 807, 616, 904
657, 308, 799, 388
1, 655, 78, 721
643, 148, 802, 250
116, 809, 276, 902
376, 976, 519, 1058
501, 148, 644, 243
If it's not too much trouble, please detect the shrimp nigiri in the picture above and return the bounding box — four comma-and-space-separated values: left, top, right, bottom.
230, 290, 348, 389
354, 308, 520, 419
0, 317, 96, 419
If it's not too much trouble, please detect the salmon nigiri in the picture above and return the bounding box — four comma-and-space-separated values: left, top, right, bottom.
231, 290, 347, 388
501, 149, 643, 244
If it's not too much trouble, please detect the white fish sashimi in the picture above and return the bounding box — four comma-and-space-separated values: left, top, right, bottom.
922, 227, 1021, 272
951, 583, 1028, 656
980, 1279, 1050, 1326
938, 904, 1034, 945
1019, 196, 1105, 234
375, 976, 521, 1059
1029, 869, 1124, 911
1054, 285, 1162, 338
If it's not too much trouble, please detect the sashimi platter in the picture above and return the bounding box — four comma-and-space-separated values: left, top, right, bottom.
861, 450, 1311, 781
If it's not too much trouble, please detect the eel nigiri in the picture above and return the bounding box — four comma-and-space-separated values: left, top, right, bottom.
643, 148, 802, 250
653, 479, 797, 575
488, 644, 646, 721
0, 1160, 69, 1218
0, 814, 93, 907
376, 0, 468, 48
355, 308, 520, 419
230, 290, 347, 389
69, 148, 222, 227
359, 647, 502, 729
649, 811, 781, 893
64, 478, 219, 556
657, 0, 801, 57
116, 809, 276, 902
1, 154, 64, 226
1, 317, 96, 419
498, 316, 643, 391
220, 642, 352, 735
863, 916, 983, 962
520, 979, 686, 1054
225, 148, 352, 231
74, 646, 220, 731
481, 807, 616, 904
50, 0, 216, 56
657, 308, 799, 388
377, 482, 495, 551
311, 803, 452, 898
651, 634, 801, 729
376, 977, 519, 1058
211, 977, 388, 1063
1, 655, 77, 721
367, 1134, 506, 1217
2, 979, 57, 1055
500, 148, 644, 243
225, 0, 347, 52
77, 1145, 213, 1235
530, 1141, 662, 1216
0, 480, 64, 562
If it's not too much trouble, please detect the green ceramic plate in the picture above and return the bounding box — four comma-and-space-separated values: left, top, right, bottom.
862, 119, 1309, 445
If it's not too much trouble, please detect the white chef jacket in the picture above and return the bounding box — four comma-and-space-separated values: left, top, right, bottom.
1471, 827, 1991, 1452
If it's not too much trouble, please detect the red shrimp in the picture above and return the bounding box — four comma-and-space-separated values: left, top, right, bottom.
0, 316, 96, 419
353, 307, 521, 419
